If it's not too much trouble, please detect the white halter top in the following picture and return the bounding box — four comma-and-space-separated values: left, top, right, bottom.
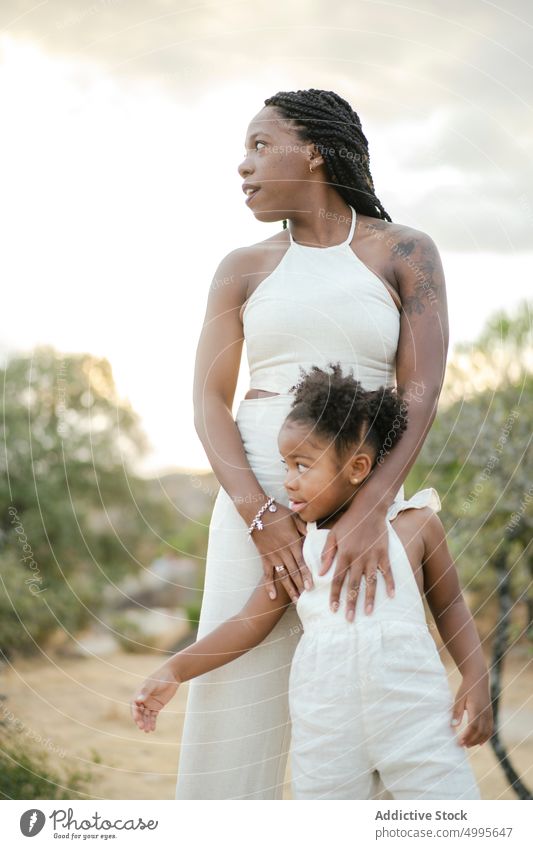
241, 205, 401, 395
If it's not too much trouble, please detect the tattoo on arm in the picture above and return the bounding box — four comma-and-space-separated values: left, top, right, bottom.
391, 236, 443, 315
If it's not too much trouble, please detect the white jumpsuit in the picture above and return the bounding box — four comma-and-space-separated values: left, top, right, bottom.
289, 487, 481, 800
177, 205, 407, 799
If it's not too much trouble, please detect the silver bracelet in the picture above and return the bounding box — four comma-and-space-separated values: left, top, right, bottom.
247, 496, 278, 536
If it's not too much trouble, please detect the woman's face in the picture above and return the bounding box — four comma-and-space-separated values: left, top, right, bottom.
277, 418, 372, 524
238, 105, 319, 224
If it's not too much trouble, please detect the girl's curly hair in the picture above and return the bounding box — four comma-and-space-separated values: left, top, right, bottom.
286, 362, 408, 467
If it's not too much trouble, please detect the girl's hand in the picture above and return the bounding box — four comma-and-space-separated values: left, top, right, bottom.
251, 503, 312, 603
451, 674, 494, 747
319, 498, 395, 621
130, 662, 181, 734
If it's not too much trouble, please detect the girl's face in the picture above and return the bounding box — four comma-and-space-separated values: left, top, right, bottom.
237, 105, 320, 224
277, 419, 373, 525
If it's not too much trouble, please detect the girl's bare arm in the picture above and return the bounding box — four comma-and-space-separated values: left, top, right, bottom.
131, 579, 293, 732
168, 578, 292, 683
421, 510, 493, 746
421, 509, 487, 680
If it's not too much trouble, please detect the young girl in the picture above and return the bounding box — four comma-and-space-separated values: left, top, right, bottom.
131, 364, 493, 800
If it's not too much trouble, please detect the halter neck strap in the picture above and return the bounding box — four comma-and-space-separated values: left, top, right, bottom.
288, 205, 356, 248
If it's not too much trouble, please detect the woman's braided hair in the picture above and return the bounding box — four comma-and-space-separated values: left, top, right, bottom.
264, 88, 392, 227
286, 363, 408, 468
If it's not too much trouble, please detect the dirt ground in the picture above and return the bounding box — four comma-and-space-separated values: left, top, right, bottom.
1, 644, 531, 800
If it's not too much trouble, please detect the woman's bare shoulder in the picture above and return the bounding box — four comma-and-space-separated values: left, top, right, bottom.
221, 230, 289, 272
358, 214, 436, 250
212, 231, 290, 305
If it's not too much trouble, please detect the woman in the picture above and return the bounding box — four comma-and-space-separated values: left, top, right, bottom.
175, 88, 449, 800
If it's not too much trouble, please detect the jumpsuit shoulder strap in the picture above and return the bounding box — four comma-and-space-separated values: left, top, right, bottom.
386, 487, 441, 523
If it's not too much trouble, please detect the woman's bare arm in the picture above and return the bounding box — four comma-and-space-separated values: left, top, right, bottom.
360, 228, 449, 509
193, 248, 312, 599
193, 248, 266, 525
322, 229, 450, 617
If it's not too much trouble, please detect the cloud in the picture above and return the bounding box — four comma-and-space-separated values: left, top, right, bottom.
3, 0, 532, 249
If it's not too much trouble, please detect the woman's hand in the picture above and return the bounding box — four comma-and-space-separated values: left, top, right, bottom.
130, 662, 181, 734
451, 674, 494, 748
251, 503, 313, 603
319, 497, 395, 621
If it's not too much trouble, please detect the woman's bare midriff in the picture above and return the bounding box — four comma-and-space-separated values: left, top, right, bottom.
244, 388, 280, 399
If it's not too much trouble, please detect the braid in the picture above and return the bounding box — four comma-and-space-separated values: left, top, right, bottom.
264, 88, 392, 223
286, 363, 408, 467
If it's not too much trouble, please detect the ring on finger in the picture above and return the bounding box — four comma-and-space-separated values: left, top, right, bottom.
274, 564, 286, 573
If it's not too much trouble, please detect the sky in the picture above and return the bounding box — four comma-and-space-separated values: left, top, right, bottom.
1, 0, 531, 474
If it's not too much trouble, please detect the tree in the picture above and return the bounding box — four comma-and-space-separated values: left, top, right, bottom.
0, 345, 175, 655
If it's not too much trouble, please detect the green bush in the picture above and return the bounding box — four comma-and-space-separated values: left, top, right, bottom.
0, 727, 92, 800
108, 613, 148, 654
0, 552, 95, 657
184, 602, 202, 627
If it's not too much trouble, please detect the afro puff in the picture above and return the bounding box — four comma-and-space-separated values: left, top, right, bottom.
286, 362, 408, 467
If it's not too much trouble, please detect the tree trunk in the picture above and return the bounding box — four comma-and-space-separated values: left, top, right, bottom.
489, 547, 532, 799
